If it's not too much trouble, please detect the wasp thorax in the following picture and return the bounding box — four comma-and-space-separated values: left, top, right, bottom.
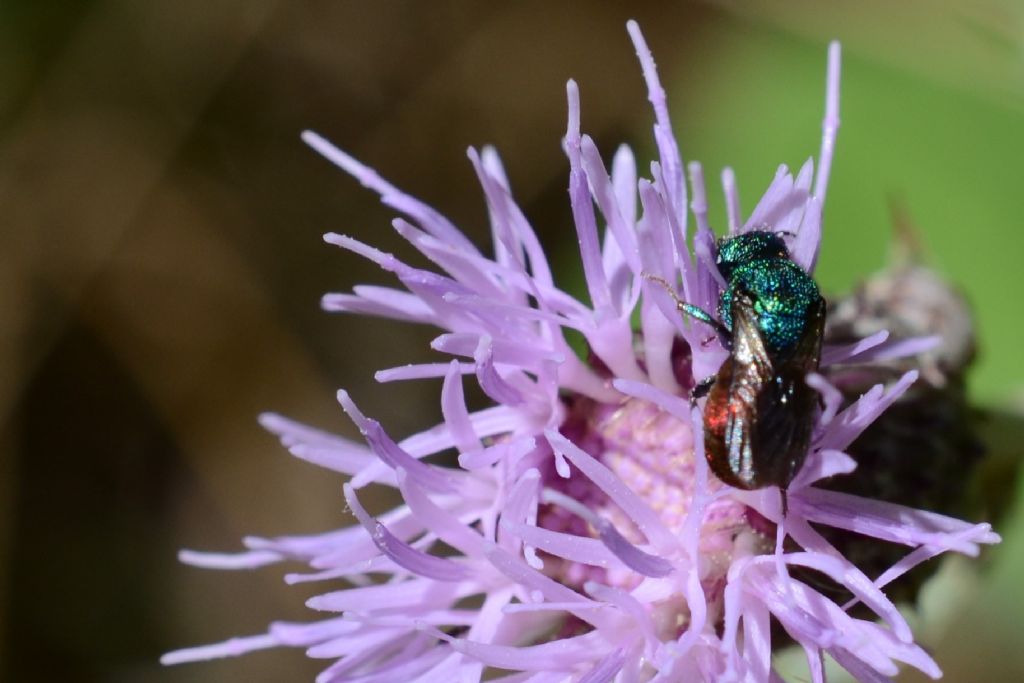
715, 230, 789, 281
715, 231, 822, 356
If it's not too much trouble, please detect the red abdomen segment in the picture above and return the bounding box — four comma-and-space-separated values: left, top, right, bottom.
702, 357, 758, 490
702, 355, 816, 492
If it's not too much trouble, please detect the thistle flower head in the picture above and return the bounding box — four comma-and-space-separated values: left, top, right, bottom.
164, 21, 998, 682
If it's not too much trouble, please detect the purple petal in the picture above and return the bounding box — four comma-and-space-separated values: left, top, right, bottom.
426, 626, 610, 672
468, 146, 529, 281
545, 430, 678, 552
795, 488, 999, 552
432, 332, 562, 369
307, 577, 466, 613
333, 645, 451, 683
344, 484, 472, 582
640, 271, 692, 353
584, 582, 658, 650
687, 161, 711, 235
673, 560, 711, 659
640, 295, 684, 394
399, 405, 522, 457
578, 648, 626, 683
375, 362, 475, 383
580, 135, 641, 274
626, 20, 686, 225
753, 567, 841, 648
442, 291, 584, 333
611, 144, 638, 232
303, 130, 479, 255
816, 370, 917, 451
749, 164, 812, 238
805, 372, 842, 427
741, 599, 772, 683
500, 518, 615, 568
177, 549, 282, 570
338, 390, 457, 493
791, 196, 822, 272
273, 445, 374, 477
854, 334, 941, 363
475, 146, 555, 289
257, 412, 377, 475
324, 233, 462, 289
595, 519, 674, 578
243, 524, 383, 565
796, 637, 826, 683
466, 589, 513, 647
841, 624, 941, 680
612, 378, 691, 422
349, 283, 434, 316
844, 527, 989, 612
471, 671, 548, 683
258, 412, 358, 450
586, 316, 648, 383
790, 448, 856, 490
636, 181, 676, 281
441, 361, 480, 454
392, 219, 505, 301
565, 80, 613, 316
499, 469, 541, 558
812, 42, 842, 204
474, 337, 527, 406
403, 652, 464, 683
306, 627, 403, 659
776, 158, 814, 234
284, 556, 392, 585
821, 330, 889, 366
647, 162, 690, 299
776, 551, 912, 643
304, 506, 429, 570
828, 647, 895, 683
268, 618, 360, 647
483, 543, 611, 630
396, 469, 486, 557
721, 167, 741, 233
685, 226, 717, 317
321, 289, 433, 323
606, 146, 638, 305
161, 633, 280, 665
502, 601, 608, 617
743, 164, 792, 232
459, 436, 535, 471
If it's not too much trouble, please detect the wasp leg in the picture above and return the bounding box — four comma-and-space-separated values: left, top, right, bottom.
690, 375, 715, 404
643, 274, 732, 347
680, 303, 732, 351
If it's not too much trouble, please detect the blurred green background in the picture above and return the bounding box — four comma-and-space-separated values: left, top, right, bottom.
1, 1, 1021, 681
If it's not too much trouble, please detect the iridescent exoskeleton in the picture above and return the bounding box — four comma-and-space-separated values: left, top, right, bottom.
654, 230, 825, 513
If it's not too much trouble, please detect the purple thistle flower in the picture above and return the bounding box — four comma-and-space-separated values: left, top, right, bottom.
164, 21, 999, 683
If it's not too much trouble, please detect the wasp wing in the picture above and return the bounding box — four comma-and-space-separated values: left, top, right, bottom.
714, 293, 825, 489
714, 291, 775, 487
750, 295, 826, 487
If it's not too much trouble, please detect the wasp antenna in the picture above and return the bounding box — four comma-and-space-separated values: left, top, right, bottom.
642, 272, 683, 305
644, 271, 726, 340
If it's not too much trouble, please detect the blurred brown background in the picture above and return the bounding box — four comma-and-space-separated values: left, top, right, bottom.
2, 2, 1022, 682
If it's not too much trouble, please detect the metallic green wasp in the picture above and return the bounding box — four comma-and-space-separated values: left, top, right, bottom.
652, 230, 825, 514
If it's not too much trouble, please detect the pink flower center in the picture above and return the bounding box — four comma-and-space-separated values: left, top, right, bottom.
539, 393, 773, 637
